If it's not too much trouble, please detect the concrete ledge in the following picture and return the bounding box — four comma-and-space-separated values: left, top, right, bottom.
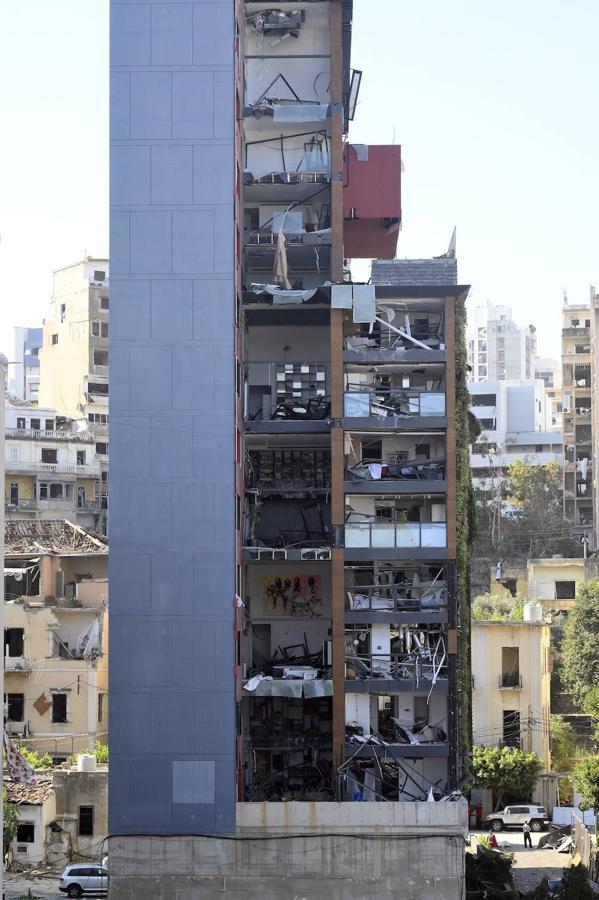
236, 799, 467, 832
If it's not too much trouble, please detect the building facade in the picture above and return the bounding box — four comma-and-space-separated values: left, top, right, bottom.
471, 616, 551, 768
469, 380, 563, 492
9, 327, 43, 403
468, 303, 536, 383
561, 300, 593, 541
492, 558, 596, 615
109, 3, 468, 898
39, 259, 109, 514
4, 520, 108, 760
4, 394, 103, 531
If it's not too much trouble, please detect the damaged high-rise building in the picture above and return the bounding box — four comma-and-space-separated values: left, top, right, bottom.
109, 3, 472, 898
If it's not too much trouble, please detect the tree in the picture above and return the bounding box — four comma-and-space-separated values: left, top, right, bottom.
550, 715, 576, 772
472, 461, 580, 572
3, 790, 19, 851
471, 589, 524, 621
73, 740, 108, 765
572, 758, 599, 810
471, 745, 544, 810
561, 580, 599, 708
17, 745, 53, 769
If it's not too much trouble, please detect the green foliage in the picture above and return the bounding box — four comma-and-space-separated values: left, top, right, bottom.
561, 580, 599, 708
572, 758, 599, 810
471, 745, 544, 809
73, 740, 109, 765
17, 745, 53, 768
550, 715, 576, 772
471, 589, 524, 621
472, 461, 580, 563
3, 790, 19, 850
556, 863, 595, 899
455, 298, 476, 780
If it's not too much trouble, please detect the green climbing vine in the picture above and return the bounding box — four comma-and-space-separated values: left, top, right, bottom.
455, 296, 476, 780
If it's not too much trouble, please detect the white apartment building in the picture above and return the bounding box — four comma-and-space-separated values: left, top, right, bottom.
469, 380, 563, 491
468, 303, 536, 383
4, 394, 103, 531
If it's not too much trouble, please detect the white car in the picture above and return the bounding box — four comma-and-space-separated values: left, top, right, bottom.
485, 804, 550, 832
59, 864, 108, 897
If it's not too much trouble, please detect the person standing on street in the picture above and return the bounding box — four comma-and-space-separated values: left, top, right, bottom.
523, 819, 532, 849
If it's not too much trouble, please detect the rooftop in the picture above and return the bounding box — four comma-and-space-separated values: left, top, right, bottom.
5, 520, 108, 557
4, 776, 54, 806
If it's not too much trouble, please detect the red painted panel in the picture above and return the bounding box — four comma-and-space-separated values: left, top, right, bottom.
343, 217, 400, 259
343, 144, 402, 220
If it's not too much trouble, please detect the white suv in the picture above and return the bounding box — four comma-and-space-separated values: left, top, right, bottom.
485, 804, 550, 832
59, 864, 108, 897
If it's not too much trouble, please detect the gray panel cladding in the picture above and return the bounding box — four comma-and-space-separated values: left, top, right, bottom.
109, 0, 236, 835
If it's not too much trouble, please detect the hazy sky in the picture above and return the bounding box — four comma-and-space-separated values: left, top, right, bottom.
1, 0, 598, 361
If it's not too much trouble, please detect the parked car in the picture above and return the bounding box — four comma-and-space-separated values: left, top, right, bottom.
59, 864, 108, 897
484, 804, 550, 832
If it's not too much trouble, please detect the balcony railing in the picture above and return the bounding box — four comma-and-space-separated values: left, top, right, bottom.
5, 461, 99, 476
346, 650, 447, 684
345, 521, 446, 549
499, 673, 523, 689
5, 428, 93, 443
5, 497, 101, 512
4, 656, 31, 672
346, 582, 448, 613
344, 387, 445, 419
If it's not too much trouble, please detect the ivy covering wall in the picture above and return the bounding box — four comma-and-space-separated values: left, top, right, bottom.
455, 296, 477, 778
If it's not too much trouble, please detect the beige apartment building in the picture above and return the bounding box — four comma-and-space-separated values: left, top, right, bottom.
492, 557, 599, 614
4, 520, 108, 761
472, 613, 551, 769
39, 258, 109, 515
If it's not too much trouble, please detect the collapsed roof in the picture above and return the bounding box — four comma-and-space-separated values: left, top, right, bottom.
5, 520, 108, 557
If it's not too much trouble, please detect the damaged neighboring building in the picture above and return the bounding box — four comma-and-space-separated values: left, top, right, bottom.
4, 393, 104, 532
5, 760, 108, 867
109, 3, 468, 899
4, 520, 108, 760
38, 258, 110, 528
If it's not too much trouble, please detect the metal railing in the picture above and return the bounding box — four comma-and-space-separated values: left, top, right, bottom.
344, 387, 445, 418
346, 583, 448, 613
499, 673, 523, 688
345, 521, 446, 549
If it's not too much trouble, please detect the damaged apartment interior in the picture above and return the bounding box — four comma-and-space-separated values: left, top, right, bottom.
237, 2, 463, 804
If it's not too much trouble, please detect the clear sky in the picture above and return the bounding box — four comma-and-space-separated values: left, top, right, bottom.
1, 0, 598, 361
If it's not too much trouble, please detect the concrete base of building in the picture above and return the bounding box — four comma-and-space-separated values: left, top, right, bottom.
108, 801, 468, 900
